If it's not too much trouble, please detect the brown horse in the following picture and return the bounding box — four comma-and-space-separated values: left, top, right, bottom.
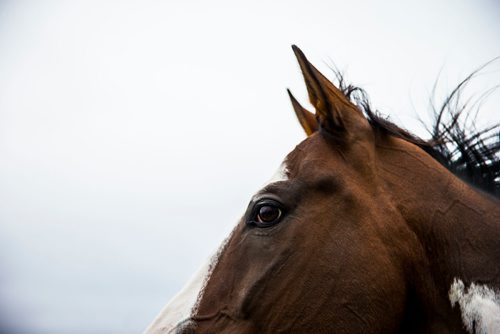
145, 46, 500, 334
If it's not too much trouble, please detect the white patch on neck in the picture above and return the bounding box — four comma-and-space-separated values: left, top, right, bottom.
449, 278, 500, 334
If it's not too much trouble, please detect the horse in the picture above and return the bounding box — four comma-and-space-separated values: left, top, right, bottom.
145, 46, 500, 334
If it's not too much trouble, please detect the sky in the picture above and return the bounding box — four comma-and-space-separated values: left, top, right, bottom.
0, 1, 499, 333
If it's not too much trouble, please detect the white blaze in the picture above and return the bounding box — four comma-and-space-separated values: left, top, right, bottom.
449, 278, 500, 334
144, 161, 290, 333
144, 257, 212, 334
264, 161, 289, 185
144, 229, 235, 334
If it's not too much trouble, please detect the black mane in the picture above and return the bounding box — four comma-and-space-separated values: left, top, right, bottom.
331, 66, 500, 198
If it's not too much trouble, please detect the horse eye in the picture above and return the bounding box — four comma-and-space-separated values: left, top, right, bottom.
257, 205, 281, 223
250, 200, 284, 227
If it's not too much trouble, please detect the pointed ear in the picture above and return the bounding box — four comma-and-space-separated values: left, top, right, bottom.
291, 45, 365, 136
287, 89, 318, 136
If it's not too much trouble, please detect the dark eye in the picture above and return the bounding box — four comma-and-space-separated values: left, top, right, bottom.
249, 200, 284, 228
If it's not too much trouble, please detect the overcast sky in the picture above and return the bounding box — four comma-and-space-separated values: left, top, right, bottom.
0, 1, 499, 333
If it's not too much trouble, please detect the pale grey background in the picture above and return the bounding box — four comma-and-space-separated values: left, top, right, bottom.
0, 1, 499, 333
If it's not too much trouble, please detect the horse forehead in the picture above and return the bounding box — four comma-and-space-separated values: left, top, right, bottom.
286, 133, 347, 170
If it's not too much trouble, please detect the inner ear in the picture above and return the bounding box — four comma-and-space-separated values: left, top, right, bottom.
287, 89, 318, 136
292, 45, 365, 137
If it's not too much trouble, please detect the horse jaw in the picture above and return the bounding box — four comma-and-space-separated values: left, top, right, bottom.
449, 278, 500, 334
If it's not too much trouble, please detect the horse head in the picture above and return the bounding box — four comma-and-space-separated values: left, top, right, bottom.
146, 46, 500, 334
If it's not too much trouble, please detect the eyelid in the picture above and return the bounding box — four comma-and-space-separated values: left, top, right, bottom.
250, 198, 282, 217
251, 193, 284, 206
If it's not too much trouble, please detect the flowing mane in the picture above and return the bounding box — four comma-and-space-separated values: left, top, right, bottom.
332, 67, 500, 198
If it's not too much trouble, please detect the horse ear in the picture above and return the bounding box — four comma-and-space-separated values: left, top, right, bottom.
292, 45, 364, 136
287, 89, 318, 136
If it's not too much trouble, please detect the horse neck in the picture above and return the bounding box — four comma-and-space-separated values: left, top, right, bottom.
378, 139, 500, 290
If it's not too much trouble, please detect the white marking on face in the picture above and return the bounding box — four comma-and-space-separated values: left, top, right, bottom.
449, 278, 500, 334
145, 160, 289, 333
144, 232, 233, 334
144, 258, 211, 334
263, 161, 289, 186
